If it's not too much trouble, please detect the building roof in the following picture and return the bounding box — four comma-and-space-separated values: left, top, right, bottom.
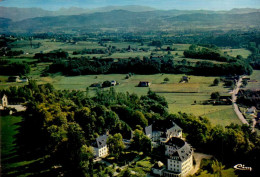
247, 106, 256, 113
152, 121, 182, 132
145, 125, 152, 137
93, 134, 108, 148
0, 94, 7, 99
166, 137, 193, 162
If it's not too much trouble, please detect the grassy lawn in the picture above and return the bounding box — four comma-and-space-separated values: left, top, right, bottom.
246, 70, 260, 90
203, 107, 242, 126
0, 72, 239, 126
109, 51, 151, 58
222, 48, 251, 58
28, 73, 238, 126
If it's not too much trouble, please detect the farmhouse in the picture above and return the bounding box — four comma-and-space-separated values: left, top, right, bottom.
8, 76, 20, 82
0, 94, 8, 110
138, 81, 151, 87
92, 134, 109, 158
246, 106, 256, 114
111, 80, 117, 86
180, 76, 189, 83
19, 77, 28, 83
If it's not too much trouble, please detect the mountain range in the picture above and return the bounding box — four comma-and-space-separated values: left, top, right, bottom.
0, 6, 259, 33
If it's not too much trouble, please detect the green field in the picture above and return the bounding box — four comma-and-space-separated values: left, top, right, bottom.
246, 70, 260, 90
20, 73, 240, 126
222, 48, 251, 58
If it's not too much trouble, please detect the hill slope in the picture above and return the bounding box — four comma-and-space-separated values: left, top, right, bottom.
6, 10, 260, 33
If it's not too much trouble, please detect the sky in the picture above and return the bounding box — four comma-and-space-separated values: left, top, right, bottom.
0, 0, 259, 10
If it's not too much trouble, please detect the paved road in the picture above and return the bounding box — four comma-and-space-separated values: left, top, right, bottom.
232, 77, 249, 125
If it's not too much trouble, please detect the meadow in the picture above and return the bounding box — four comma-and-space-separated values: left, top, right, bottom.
222, 48, 251, 58
0, 40, 248, 127
246, 70, 260, 90
26, 73, 239, 126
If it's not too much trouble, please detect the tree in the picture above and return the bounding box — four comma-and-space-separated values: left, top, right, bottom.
211, 92, 220, 100
131, 129, 151, 154
132, 110, 148, 128
107, 133, 125, 159
164, 77, 169, 82
242, 79, 248, 87
211, 160, 225, 177
102, 80, 111, 88
213, 78, 220, 86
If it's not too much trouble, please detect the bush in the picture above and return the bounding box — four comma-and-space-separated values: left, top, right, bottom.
102, 80, 111, 88
164, 77, 169, 82
211, 92, 220, 100
213, 78, 220, 86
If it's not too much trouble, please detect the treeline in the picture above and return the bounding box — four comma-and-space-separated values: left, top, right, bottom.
0, 60, 31, 75
247, 42, 260, 69
34, 50, 68, 61
237, 90, 260, 109
73, 48, 108, 55
183, 45, 237, 62
1, 82, 259, 176
47, 56, 252, 76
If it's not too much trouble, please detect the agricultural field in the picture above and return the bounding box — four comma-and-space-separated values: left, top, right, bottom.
10, 40, 105, 55
222, 48, 251, 58
246, 70, 260, 90
22, 73, 239, 126
0, 40, 247, 127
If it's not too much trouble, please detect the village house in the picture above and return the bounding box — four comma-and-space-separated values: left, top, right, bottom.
92, 134, 109, 158
0, 94, 8, 110
19, 77, 29, 83
8, 76, 20, 82
111, 80, 117, 86
138, 81, 151, 87
246, 106, 256, 114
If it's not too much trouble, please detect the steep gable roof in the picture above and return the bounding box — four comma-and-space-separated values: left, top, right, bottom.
93, 134, 108, 148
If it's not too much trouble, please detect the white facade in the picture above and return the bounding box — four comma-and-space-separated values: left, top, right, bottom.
167, 155, 193, 176
0, 95, 8, 109
94, 145, 108, 158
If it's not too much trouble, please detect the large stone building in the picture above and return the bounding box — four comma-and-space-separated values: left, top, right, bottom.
164, 138, 193, 177
145, 121, 182, 146
92, 134, 109, 158
150, 122, 193, 177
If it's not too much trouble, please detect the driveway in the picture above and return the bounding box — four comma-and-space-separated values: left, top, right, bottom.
232, 77, 249, 125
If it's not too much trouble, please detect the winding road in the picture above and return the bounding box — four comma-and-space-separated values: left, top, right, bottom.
232, 77, 249, 125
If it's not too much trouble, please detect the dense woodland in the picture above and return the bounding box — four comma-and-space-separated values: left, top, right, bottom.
0, 59, 31, 75
0, 81, 259, 176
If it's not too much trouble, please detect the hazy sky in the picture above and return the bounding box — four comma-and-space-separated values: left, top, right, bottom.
0, 0, 259, 10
